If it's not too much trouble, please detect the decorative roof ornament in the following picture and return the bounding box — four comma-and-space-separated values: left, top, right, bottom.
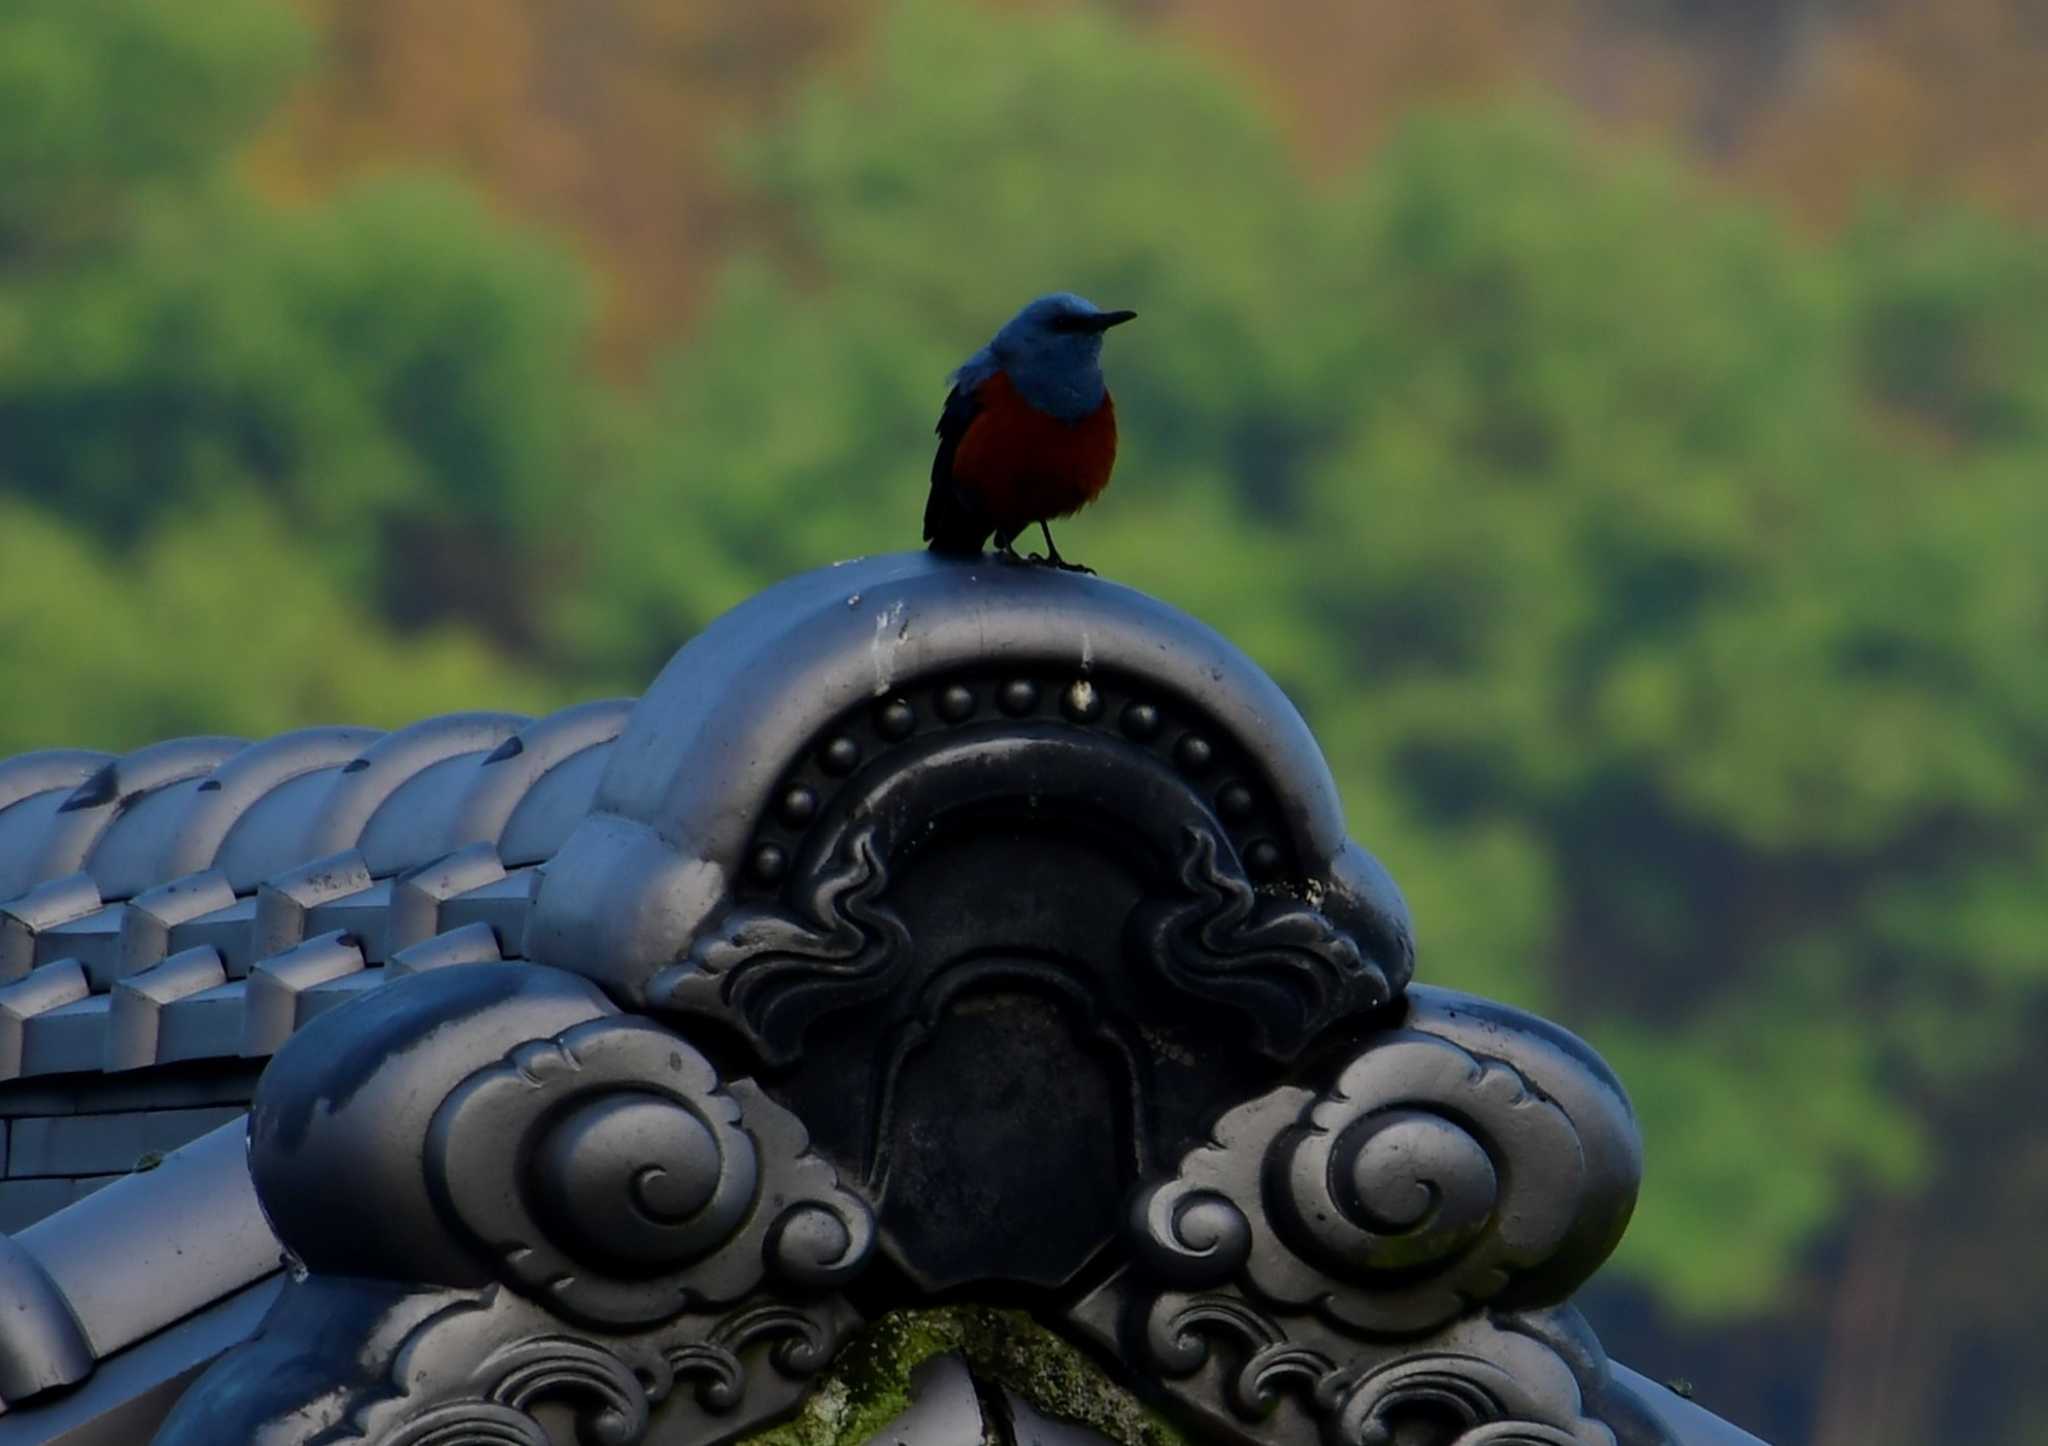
0, 555, 1765, 1446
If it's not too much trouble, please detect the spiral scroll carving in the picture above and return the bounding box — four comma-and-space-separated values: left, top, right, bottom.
426, 1016, 874, 1328
1129, 1291, 1619, 1446
651, 822, 912, 1067
1131, 1030, 1607, 1336
667, 1303, 836, 1413
385, 1333, 654, 1446
277, 1281, 866, 1446
1327, 1322, 1620, 1446
387, 1403, 551, 1446
1129, 826, 1395, 1060
1263, 1035, 1585, 1333
1131, 1184, 1257, 1289
1140, 1291, 1345, 1420
1090, 1008, 1666, 1446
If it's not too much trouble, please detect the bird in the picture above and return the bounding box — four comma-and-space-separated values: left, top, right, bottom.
923, 292, 1136, 572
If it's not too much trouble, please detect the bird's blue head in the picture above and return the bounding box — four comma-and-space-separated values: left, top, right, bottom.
982, 292, 1137, 421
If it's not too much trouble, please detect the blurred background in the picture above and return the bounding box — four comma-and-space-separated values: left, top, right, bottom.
4, 1, 2046, 1440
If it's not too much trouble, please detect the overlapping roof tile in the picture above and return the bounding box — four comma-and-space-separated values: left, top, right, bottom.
0, 699, 632, 1081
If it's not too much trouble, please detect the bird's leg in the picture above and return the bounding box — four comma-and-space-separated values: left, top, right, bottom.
1038, 521, 1094, 575
992, 530, 1027, 565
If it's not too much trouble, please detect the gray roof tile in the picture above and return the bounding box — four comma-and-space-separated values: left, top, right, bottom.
451, 698, 630, 863
9, 1110, 151, 1178
386, 842, 505, 951
115, 870, 237, 983
297, 711, 526, 862
162, 726, 381, 885
53, 738, 246, 897
0, 962, 90, 1078
0, 792, 84, 904
155, 981, 250, 1066
18, 1119, 271, 1364
0, 700, 627, 1079
211, 767, 346, 893
358, 753, 478, 876
165, 895, 261, 977
0, 753, 111, 905
0, 873, 103, 983
498, 735, 615, 865
33, 906, 124, 984
386, 920, 502, 978
241, 932, 365, 1055
250, 850, 372, 967
297, 968, 387, 1026
0, 750, 109, 817
85, 777, 211, 905
437, 866, 542, 954
107, 948, 228, 1072
300, 881, 394, 962
21, 994, 110, 1078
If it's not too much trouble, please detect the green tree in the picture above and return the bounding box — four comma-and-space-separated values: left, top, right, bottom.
0, 0, 304, 259
0, 496, 565, 756
0, 0, 606, 657
0, 0, 616, 771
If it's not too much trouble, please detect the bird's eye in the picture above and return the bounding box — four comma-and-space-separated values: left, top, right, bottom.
1048, 312, 1093, 334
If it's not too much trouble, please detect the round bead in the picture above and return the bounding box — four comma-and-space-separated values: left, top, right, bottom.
877, 699, 916, 739
1121, 702, 1161, 740
1217, 783, 1254, 820
1062, 680, 1104, 722
751, 844, 788, 883
821, 737, 861, 774
1246, 840, 1282, 879
999, 679, 1040, 716
937, 684, 976, 721
779, 787, 818, 826
1175, 734, 1215, 773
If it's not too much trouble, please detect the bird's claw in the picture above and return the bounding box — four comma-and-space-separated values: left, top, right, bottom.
1021, 551, 1093, 575
996, 542, 1091, 574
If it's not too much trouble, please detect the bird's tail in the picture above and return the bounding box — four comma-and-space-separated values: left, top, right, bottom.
923, 480, 990, 557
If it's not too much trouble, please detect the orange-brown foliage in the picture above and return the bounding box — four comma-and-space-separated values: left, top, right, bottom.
250, 0, 870, 366
249, 0, 2048, 361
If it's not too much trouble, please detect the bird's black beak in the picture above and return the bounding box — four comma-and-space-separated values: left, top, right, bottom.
1088, 309, 1137, 331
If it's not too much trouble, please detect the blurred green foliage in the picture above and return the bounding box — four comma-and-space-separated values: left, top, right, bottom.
3, 0, 2047, 1434
1, 0, 606, 678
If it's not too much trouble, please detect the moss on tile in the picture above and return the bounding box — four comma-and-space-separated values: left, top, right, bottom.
736, 1306, 1190, 1446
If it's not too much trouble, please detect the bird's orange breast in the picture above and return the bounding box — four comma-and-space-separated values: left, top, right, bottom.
951, 370, 1118, 535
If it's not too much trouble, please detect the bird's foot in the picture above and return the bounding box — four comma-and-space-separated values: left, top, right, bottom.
995, 545, 1028, 566
1037, 543, 1094, 574
1034, 522, 1092, 574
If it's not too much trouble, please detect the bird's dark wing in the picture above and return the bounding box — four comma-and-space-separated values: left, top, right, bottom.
923, 382, 992, 555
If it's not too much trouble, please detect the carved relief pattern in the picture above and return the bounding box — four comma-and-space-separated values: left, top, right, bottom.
137, 599, 1697, 1446
386, 1331, 654, 1446
665, 1302, 839, 1413
1132, 1031, 1594, 1335
347, 1285, 859, 1446
1131, 1290, 1619, 1446
1129, 825, 1395, 1059
649, 822, 912, 1067
1087, 1019, 1663, 1446
653, 661, 1408, 1073
731, 668, 1310, 908
74, 535, 1766, 1446
427, 1015, 874, 1327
